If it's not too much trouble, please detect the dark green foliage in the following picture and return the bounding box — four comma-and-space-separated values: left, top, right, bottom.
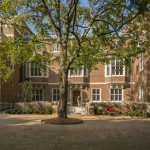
34, 110, 40, 114
5, 107, 52, 115
45, 107, 52, 114
26, 110, 34, 114
146, 112, 150, 118
5, 108, 20, 114
94, 107, 148, 117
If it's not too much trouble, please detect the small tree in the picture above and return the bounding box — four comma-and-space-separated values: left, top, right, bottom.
19, 80, 33, 102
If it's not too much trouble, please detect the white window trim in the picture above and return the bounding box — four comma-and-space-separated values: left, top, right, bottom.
91, 88, 102, 102
139, 85, 144, 101
112, 40, 119, 48
139, 53, 144, 72
52, 88, 60, 102
28, 63, 49, 78
105, 60, 125, 77
52, 42, 59, 52
68, 68, 88, 77
110, 88, 124, 102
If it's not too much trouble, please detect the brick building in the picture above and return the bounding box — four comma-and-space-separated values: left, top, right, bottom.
0, 20, 31, 102
25, 48, 149, 107
0, 22, 149, 111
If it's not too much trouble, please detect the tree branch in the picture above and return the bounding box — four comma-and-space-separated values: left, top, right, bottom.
40, 0, 60, 34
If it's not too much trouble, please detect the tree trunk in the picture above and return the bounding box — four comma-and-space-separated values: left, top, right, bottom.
58, 68, 68, 118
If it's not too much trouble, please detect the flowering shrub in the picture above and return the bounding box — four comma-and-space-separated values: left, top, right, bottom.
93, 106, 148, 117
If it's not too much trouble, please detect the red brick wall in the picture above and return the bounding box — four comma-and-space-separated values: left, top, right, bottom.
1, 65, 20, 102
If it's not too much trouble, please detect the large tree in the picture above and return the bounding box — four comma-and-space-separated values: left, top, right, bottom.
0, 0, 149, 118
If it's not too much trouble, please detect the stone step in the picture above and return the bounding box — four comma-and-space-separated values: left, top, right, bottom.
69, 107, 86, 114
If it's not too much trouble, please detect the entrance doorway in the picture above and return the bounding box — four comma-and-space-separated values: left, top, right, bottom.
72, 91, 80, 106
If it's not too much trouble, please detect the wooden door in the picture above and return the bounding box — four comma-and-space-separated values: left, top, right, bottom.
73, 91, 80, 106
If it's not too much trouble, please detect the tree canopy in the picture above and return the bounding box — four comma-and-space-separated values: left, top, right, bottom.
0, 0, 149, 117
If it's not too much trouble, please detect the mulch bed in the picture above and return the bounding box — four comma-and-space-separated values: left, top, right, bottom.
41, 118, 84, 125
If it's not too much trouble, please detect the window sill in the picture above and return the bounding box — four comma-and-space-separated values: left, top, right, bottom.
92, 101, 101, 103
68, 76, 88, 77
110, 101, 123, 103
29, 76, 48, 78
105, 75, 125, 77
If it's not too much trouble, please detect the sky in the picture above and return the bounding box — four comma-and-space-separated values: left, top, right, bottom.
80, 0, 88, 6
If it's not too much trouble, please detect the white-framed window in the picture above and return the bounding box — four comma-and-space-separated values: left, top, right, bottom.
92, 89, 101, 102
112, 40, 119, 48
68, 68, 88, 77
52, 89, 60, 101
29, 63, 48, 77
105, 59, 125, 76
32, 88, 44, 101
52, 42, 59, 52
111, 88, 123, 102
139, 85, 144, 101
139, 53, 144, 71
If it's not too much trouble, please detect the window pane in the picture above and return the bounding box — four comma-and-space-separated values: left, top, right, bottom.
78, 69, 82, 76
106, 64, 110, 75
56, 89, 60, 94
115, 89, 118, 94
115, 95, 118, 100
53, 89, 60, 101
92, 89, 96, 94
111, 95, 114, 101
92, 95, 96, 101
84, 68, 87, 76
53, 95, 57, 101
119, 89, 122, 94
53, 89, 56, 94
111, 89, 114, 94
97, 89, 100, 94
97, 95, 100, 101
31, 68, 34, 76
119, 95, 122, 101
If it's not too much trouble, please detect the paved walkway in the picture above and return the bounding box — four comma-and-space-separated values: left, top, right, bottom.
0, 114, 150, 150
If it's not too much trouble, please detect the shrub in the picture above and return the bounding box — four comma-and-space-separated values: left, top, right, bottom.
34, 110, 40, 114
102, 111, 109, 115
45, 107, 52, 114
140, 111, 146, 117
16, 110, 22, 114
146, 112, 150, 118
5, 109, 12, 114
109, 112, 117, 116
5, 108, 21, 114
129, 112, 134, 117
94, 108, 102, 115
26, 110, 34, 114
40, 110, 45, 114
5, 108, 53, 115
116, 111, 122, 115
22, 111, 26, 114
